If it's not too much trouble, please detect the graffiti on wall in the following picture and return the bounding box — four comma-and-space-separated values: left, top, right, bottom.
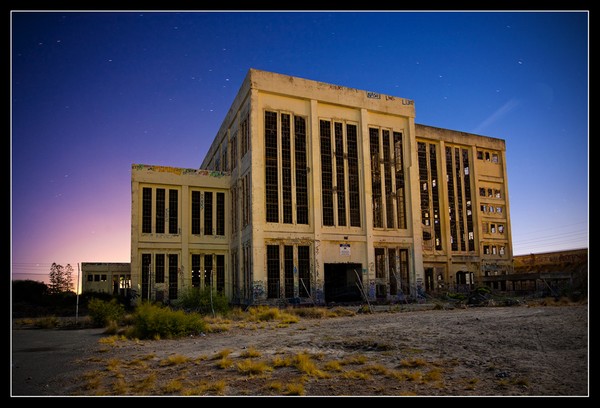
132, 164, 228, 178
253, 281, 265, 301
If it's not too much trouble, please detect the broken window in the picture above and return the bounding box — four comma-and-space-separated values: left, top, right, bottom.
479, 187, 486, 197
383, 130, 394, 228
281, 114, 293, 224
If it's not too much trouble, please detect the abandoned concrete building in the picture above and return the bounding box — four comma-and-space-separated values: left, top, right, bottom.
130, 69, 513, 306
81, 262, 131, 297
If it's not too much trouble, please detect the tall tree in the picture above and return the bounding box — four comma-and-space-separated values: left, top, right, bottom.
48, 263, 74, 294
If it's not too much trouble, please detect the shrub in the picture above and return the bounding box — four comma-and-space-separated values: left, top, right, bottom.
87, 298, 125, 327
130, 302, 206, 339
172, 287, 230, 315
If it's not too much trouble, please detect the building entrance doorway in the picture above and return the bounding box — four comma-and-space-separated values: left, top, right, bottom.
324, 263, 363, 303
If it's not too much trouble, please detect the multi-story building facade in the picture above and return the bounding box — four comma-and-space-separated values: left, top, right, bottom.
130, 69, 513, 306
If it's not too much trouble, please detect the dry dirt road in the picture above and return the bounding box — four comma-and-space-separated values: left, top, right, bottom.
11, 303, 588, 398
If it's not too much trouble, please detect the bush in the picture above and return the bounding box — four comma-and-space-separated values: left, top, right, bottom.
87, 298, 126, 327
131, 302, 206, 339
172, 287, 230, 315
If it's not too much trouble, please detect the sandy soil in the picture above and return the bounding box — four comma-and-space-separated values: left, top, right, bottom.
11, 303, 589, 397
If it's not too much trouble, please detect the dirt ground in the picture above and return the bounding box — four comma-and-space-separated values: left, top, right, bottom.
11, 302, 589, 398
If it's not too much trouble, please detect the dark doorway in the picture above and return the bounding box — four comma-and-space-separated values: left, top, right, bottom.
324, 263, 363, 303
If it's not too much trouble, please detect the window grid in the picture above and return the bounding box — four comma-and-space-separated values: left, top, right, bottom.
284, 246, 294, 298
156, 188, 165, 234
347, 124, 361, 227
204, 191, 213, 235
191, 191, 201, 235
462, 148, 475, 251
267, 245, 280, 298
265, 111, 279, 223
216, 192, 225, 235
191, 254, 201, 288
393, 132, 406, 229
142, 188, 152, 233
281, 114, 293, 224
295, 116, 309, 224
216, 255, 225, 293
430, 144, 442, 250
168, 254, 178, 299
155, 254, 165, 283
204, 255, 213, 288
335, 122, 347, 226
383, 130, 394, 229
298, 245, 311, 297
320, 120, 334, 226
168, 189, 178, 234
370, 128, 383, 228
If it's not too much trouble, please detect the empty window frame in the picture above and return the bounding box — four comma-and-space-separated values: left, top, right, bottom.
462, 149, 475, 251
446, 147, 459, 251
284, 245, 294, 298
155, 253, 165, 283
141, 253, 151, 300
347, 124, 361, 227
267, 245, 280, 298
168, 254, 178, 299
321, 120, 361, 228
383, 130, 394, 228
204, 255, 213, 288
230, 130, 238, 171
168, 189, 178, 234
191, 254, 201, 288
265, 111, 279, 223
298, 245, 311, 297
394, 132, 406, 229
216, 192, 225, 235
240, 111, 249, 158
320, 120, 335, 226
156, 188, 165, 234
204, 191, 213, 235
335, 123, 347, 226
430, 144, 442, 250
231, 185, 238, 234
370, 128, 383, 228
216, 254, 225, 293
142, 188, 152, 233
191, 191, 201, 235
281, 114, 293, 224
295, 116, 309, 225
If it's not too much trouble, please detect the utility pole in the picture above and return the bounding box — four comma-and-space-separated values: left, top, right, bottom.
76, 263, 80, 323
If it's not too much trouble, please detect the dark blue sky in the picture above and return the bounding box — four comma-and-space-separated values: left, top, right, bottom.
11, 11, 588, 283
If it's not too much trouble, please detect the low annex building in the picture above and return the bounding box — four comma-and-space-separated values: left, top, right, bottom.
81, 262, 131, 297
130, 69, 513, 306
